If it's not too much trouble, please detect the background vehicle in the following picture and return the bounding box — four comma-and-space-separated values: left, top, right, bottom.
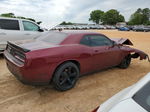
92, 72, 150, 112
4, 31, 148, 91
0, 17, 46, 54
118, 27, 130, 31
133, 26, 150, 32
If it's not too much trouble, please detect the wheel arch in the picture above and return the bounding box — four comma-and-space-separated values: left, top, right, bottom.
50, 59, 80, 82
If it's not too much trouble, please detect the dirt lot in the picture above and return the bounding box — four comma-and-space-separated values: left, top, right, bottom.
0, 30, 150, 112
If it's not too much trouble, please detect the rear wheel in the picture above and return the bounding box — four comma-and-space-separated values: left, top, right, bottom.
119, 54, 131, 69
52, 62, 79, 91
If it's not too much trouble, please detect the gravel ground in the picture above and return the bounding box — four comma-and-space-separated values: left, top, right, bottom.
0, 30, 150, 112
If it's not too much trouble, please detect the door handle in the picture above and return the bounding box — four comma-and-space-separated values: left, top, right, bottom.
0, 32, 6, 35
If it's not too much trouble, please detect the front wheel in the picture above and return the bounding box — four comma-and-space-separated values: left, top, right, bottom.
52, 62, 79, 91
118, 54, 131, 69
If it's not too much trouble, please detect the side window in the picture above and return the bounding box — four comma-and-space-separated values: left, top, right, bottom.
80, 36, 91, 46
0, 19, 20, 30
90, 35, 113, 47
23, 21, 39, 31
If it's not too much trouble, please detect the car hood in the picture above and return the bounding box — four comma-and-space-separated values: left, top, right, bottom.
9, 39, 58, 51
111, 38, 133, 46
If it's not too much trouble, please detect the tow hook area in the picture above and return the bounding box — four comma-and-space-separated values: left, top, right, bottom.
131, 53, 150, 62
131, 53, 139, 58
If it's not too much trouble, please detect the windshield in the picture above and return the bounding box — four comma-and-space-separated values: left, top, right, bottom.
37, 32, 68, 44
133, 81, 150, 111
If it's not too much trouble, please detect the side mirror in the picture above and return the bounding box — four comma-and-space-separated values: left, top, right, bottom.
110, 41, 117, 48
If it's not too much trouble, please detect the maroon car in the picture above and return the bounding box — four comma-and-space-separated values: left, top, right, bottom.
4, 31, 148, 91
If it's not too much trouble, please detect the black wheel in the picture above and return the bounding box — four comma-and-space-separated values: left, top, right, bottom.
119, 54, 131, 69
52, 62, 79, 91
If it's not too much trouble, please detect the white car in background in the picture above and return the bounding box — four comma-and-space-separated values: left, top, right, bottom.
0, 17, 47, 54
92, 72, 150, 112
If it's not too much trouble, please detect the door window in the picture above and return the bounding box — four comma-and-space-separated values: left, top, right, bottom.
90, 35, 113, 46
80, 36, 91, 46
80, 35, 113, 47
23, 21, 39, 31
0, 19, 20, 30
133, 81, 150, 111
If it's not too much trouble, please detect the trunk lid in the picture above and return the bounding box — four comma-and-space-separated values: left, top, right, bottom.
6, 40, 58, 63
9, 39, 58, 51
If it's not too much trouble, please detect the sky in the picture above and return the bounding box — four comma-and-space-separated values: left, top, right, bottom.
0, 0, 149, 28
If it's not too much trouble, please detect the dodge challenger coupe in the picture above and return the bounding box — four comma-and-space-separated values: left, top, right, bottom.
4, 31, 149, 91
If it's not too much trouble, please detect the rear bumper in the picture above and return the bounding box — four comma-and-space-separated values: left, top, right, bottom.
6, 62, 48, 86
4, 51, 52, 86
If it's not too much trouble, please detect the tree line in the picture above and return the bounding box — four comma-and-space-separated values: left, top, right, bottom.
89, 8, 150, 25
0, 13, 42, 25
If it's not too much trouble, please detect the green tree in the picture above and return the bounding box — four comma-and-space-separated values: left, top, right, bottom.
16, 16, 26, 19
129, 13, 143, 25
0, 13, 15, 18
142, 8, 150, 24
128, 8, 150, 25
60, 21, 73, 25
26, 18, 36, 22
89, 10, 104, 24
103, 9, 125, 25
118, 14, 125, 22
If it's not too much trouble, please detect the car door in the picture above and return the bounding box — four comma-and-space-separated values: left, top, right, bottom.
0, 19, 24, 50
80, 36, 96, 73
88, 34, 122, 70
21, 20, 44, 39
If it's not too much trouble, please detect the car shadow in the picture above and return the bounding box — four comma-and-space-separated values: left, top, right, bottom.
80, 66, 117, 78
0, 54, 4, 59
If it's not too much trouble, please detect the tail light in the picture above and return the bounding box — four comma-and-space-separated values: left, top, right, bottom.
14, 54, 26, 63
7, 44, 26, 63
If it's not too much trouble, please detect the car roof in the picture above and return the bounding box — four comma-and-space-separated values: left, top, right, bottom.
0, 17, 25, 21
37, 30, 107, 45
52, 30, 105, 45
0, 17, 38, 24
55, 30, 102, 35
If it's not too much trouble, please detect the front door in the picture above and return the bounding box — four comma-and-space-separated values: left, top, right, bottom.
87, 34, 122, 70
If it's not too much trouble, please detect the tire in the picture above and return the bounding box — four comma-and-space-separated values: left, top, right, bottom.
119, 54, 131, 69
52, 62, 79, 91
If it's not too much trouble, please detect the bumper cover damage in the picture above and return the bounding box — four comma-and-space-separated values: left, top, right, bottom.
111, 37, 149, 62
123, 47, 150, 62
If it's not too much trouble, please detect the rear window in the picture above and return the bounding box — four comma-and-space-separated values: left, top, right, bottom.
37, 32, 68, 44
0, 19, 20, 30
133, 81, 150, 111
